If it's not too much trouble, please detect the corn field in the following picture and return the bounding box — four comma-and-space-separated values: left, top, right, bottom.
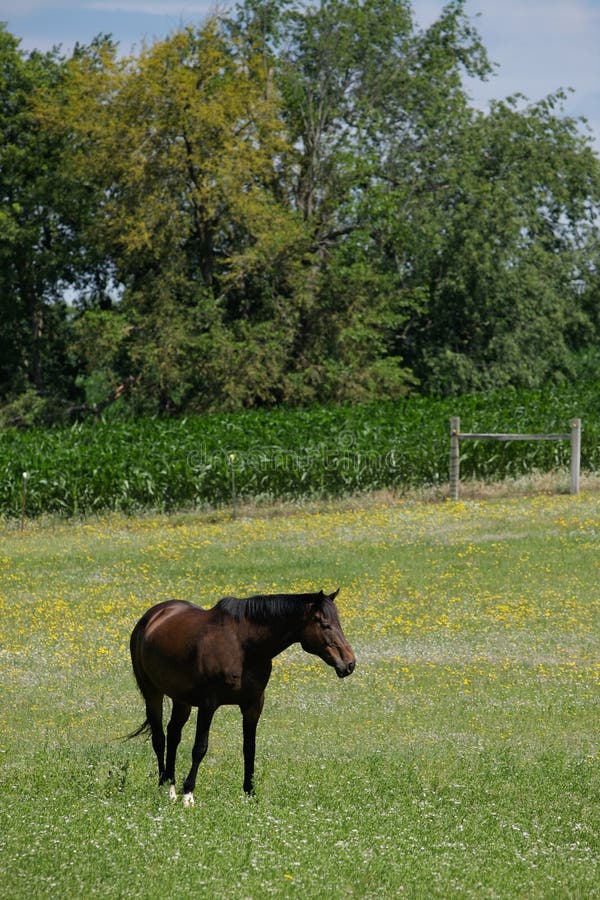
1, 383, 598, 518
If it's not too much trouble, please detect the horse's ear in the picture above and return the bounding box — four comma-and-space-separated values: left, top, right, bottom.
317, 588, 339, 604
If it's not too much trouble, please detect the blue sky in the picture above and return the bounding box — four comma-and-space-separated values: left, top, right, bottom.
2, 0, 599, 148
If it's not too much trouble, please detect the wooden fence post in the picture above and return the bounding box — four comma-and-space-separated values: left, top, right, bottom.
570, 418, 581, 495
229, 453, 238, 518
449, 416, 460, 501
448, 416, 581, 499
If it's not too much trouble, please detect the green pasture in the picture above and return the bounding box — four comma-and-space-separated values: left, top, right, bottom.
1, 492, 599, 898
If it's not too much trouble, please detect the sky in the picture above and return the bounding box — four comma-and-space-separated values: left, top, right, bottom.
1, 1, 599, 149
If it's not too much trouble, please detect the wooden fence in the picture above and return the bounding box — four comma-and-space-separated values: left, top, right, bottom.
449, 416, 581, 500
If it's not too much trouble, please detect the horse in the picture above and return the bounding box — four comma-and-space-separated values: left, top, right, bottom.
128, 588, 356, 806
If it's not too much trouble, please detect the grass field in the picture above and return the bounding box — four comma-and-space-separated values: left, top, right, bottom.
1, 489, 599, 897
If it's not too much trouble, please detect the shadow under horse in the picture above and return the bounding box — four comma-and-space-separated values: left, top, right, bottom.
128, 589, 356, 806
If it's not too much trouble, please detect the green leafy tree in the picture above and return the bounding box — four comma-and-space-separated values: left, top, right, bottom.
48, 22, 308, 412
241, 0, 494, 399
3, 1, 599, 420
0, 28, 83, 418
400, 92, 600, 393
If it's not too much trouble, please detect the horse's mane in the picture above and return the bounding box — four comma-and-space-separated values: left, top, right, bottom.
216, 592, 324, 623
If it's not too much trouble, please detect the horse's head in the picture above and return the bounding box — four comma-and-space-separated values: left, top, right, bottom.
300, 589, 356, 678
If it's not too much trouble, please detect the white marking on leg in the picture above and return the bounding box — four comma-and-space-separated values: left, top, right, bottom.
183, 792, 195, 808
168, 784, 177, 801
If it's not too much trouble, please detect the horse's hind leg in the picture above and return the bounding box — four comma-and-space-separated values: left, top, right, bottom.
144, 691, 166, 785
164, 701, 192, 798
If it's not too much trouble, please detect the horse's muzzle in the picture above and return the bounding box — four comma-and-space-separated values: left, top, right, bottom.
336, 659, 356, 678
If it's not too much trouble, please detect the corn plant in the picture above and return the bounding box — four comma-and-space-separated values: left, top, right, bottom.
1, 382, 598, 518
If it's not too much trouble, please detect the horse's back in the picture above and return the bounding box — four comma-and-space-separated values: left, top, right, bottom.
130, 599, 239, 703
132, 599, 207, 651
131, 600, 198, 678
133, 598, 196, 630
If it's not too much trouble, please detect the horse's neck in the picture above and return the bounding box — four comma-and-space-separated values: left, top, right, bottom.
243, 616, 303, 660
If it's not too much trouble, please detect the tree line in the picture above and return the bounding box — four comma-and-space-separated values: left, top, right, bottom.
1, 0, 599, 424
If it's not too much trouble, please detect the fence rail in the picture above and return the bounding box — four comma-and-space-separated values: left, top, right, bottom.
449, 416, 581, 500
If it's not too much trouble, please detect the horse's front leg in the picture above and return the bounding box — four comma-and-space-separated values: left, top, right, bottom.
241, 693, 265, 796
182, 703, 216, 807
163, 701, 192, 799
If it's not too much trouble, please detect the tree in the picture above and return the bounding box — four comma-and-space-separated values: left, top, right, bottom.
224, 0, 496, 400
2, 1, 599, 421
0, 28, 82, 417
399, 92, 600, 393
46, 22, 309, 412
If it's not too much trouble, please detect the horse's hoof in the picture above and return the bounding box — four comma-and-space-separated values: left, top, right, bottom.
168, 784, 177, 801
183, 792, 195, 807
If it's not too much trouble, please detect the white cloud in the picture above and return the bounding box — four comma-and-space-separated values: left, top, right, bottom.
2, 0, 599, 146
83, 0, 213, 13
470, 0, 600, 90
0, 0, 49, 13
415, 0, 600, 91
414, 0, 600, 144
0, 0, 213, 16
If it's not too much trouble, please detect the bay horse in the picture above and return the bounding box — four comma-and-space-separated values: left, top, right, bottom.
128, 588, 355, 806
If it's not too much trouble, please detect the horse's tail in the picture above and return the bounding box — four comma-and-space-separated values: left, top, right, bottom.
129, 618, 147, 696
125, 718, 151, 741
125, 608, 154, 742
